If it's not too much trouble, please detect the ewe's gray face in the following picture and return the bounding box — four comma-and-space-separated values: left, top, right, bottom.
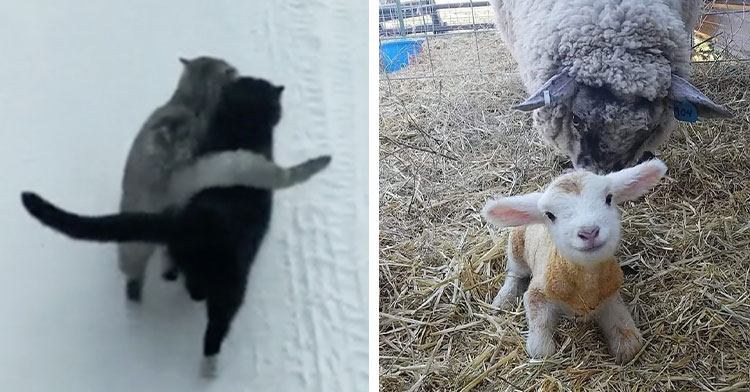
514, 73, 732, 174
557, 86, 673, 174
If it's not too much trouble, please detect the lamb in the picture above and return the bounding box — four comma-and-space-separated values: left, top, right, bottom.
481, 159, 667, 363
487, 0, 732, 173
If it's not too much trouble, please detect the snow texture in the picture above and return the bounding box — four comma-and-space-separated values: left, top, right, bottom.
0, 1, 368, 391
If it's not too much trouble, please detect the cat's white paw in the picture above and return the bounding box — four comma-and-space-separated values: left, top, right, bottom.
201, 356, 219, 378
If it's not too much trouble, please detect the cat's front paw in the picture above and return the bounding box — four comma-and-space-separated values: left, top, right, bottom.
20, 192, 57, 220
608, 327, 643, 364
526, 330, 556, 359
307, 155, 332, 171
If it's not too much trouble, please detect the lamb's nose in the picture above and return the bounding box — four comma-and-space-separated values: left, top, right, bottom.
577, 226, 600, 241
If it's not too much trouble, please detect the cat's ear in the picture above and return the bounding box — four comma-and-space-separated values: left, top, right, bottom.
179, 57, 190, 66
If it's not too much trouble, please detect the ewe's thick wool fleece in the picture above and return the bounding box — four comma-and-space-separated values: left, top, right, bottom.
489, 0, 701, 99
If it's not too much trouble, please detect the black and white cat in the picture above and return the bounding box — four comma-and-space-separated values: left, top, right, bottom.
21, 76, 330, 376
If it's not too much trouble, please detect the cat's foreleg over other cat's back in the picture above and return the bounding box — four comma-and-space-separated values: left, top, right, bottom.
167, 151, 332, 206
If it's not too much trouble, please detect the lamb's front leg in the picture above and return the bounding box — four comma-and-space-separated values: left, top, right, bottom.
523, 288, 559, 359
492, 231, 531, 309
595, 291, 643, 364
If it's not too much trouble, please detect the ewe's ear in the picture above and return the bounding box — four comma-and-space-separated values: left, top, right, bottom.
512, 73, 578, 111
481, 193, 544, 227
669, 75, 733, 118
606, 159, 667, 203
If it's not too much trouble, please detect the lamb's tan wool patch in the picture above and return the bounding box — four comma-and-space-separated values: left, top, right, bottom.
544, 251, 623, 315
552, 172, 586, 195
509, 227, 526, 262
526, 287, 547, 312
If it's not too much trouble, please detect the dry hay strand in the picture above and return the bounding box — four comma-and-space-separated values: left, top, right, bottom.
379, 31, 750, 392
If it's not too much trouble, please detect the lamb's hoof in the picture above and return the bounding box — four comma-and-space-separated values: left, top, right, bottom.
201, 356, 218, 378
492, 295, 515, 310
609, 327, 643, 364
125, 279, 142, 303
526, 331, 556, 359
491, 289, 522, 310
492, 278, 528, 310
162, 267, 179, 281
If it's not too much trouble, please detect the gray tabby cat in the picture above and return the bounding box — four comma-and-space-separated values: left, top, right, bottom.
119, 56, 238, 302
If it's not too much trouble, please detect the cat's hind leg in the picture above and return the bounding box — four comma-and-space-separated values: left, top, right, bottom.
201, 292, 243, 377
118, 242, 155, 302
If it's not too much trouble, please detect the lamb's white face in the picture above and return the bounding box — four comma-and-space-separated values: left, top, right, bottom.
538, 172, 621, 265
482, 159, 668, 266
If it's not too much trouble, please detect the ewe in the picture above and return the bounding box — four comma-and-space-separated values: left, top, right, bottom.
482, 159, 667, 363
488, 0, 732, 172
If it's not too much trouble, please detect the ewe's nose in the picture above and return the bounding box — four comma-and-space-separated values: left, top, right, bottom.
577, 226, 600, 241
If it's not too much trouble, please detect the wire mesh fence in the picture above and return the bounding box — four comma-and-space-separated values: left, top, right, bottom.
378, 0, 750, 80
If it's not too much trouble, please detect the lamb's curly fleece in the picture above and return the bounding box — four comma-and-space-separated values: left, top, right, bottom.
489, 0, 700, 100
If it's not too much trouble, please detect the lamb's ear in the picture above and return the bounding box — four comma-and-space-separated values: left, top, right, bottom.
606, 159, 667, 203
669, 75, 733, 118
481, 193, 544, 228
179, 57, 190, 66
512, 73, 577, 111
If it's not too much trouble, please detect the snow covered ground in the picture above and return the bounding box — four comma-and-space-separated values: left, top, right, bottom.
0, 1, 368, 391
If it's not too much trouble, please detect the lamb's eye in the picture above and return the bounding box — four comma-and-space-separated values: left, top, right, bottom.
571, 114, 582, 127
605, 194, 613, 205
545, 212, 556, 222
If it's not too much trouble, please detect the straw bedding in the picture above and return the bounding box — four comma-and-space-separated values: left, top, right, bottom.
379, 32, 750, 391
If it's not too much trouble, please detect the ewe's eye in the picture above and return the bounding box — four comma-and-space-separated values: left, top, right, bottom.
605, 194, 613, 205
545, 212, 556, 222
571, 114, 582, 128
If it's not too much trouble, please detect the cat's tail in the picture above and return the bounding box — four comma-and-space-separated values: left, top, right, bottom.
168, 150, 332, 205
21, 192, 173, 243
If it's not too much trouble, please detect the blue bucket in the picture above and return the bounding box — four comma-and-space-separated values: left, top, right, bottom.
380, 38, 424, 73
